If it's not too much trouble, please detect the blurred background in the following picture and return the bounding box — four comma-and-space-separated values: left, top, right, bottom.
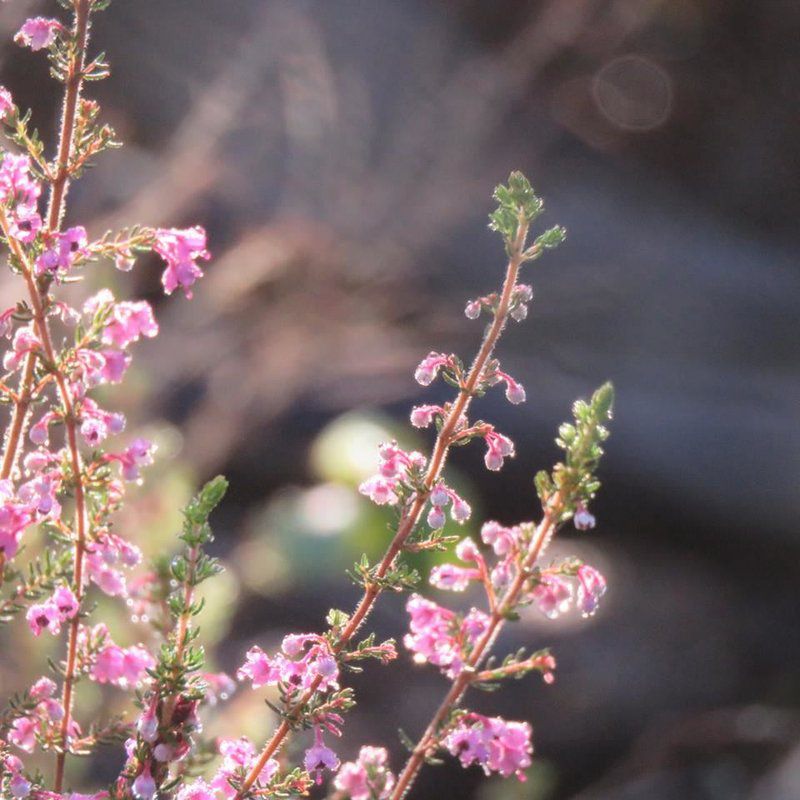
1, 0, 799, 798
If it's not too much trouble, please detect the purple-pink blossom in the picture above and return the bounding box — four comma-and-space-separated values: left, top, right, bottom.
573, 503, 596, 530
444, 713, 533, 780
210, 737, 279, 798
483, 430, 515, 471
25, 586, 78, 636
532, 574, 573, 620
102, 300, 158, 349
410, 404, 443, 428
91, 642, 155, 688
414, 351, 451, 386
34, 226, 88, 279
304, 726, 340, 784
0, 86, 13, 118
153, 226, 210, 298
14, 17, 61, 51
334, 746, 396, 800
237, 633, 340, 693
359, 443, 427, 507
576, 564, 607, 617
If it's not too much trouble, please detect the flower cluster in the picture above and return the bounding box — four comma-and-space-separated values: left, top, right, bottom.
444, 714, 533, 780
237, 634, 340, 693
404, 594, 490, 679
335, 746, 396, 800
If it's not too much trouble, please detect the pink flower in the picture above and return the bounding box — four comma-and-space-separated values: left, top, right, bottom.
576, 564, 607, 617
136, 700, 159, 743
0, 153, 41, 215
14, 17, 61, 51
132, 761, 156, 800
51, 586, 79, 619
483, 430, 515, 471
8, 715, 37, 752
176, 780, 216, 800
426, 483, 471, 528
34, 226, 88, 279
409, 404, 442, 428
30, 677, 57, 700
79, 400, 125, 447
500, 373, 526, 405
404, 594, 479, 678
0, 497, 33, 559
3, 327, 39, 372
91, 642, 155, 688
304, 727, 340, 784
237, 646, 282, 688
210, 737, 279, 798
444, 714, 532, 780
510, 284, 533, 321
110, 438, 157, 482
102, 300, 158, 349
359, 444, 427, 507
429, 563, 480, 592
464, 299, 481, 319
98, 349, 131, 384
414, 352, 450, 386
237, 635, 339, 693
26, 601, 63, 636
461, 608, 490, 644
358, 475, 398, 506
480, 521, 519, 556
455, 537, 481, 562
334, 746, 395, 800
450, 492, 471, 522
0, 86, 13, 118
9, 771, 31, 798
573, 504, 596, 530
532, 574, 573, 620
19, 473, 61, 518
154, 226, 210, 298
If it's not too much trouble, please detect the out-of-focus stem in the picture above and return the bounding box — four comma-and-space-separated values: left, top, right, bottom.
0, 208, 89, 794
48, 2, 93, 790
160, 545, 199, 725
0, 353, 36, 482
47, 0, 91, 232
388, 492, 565, 800
236, 222, 533, 797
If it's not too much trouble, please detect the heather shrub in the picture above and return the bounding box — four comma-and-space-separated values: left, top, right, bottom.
0, 4, 613, 799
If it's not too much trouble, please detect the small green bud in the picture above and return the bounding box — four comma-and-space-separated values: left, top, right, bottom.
591, 382, 615, 421
534, 225, 567, 251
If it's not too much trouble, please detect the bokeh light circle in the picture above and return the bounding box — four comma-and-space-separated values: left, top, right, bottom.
592, 54, 673, 131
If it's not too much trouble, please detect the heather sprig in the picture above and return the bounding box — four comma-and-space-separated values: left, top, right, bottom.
118, 478, 227, 800
387, 384, 614, 799
226, 173, 573, 799
0, 0, 213, 796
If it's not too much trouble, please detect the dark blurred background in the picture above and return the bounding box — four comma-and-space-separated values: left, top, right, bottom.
1, 1, 799, 798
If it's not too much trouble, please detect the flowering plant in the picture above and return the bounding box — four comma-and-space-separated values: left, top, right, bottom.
0, 3, 614, 800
